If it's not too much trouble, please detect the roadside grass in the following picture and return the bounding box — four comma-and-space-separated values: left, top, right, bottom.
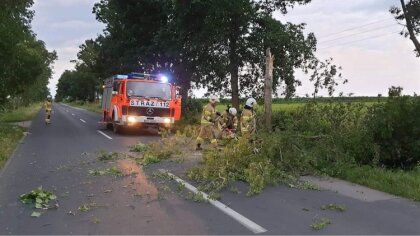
0, 103, 42, 169
0, 103, 42, 122
65, 101, 102, 113
328, 164, 420, 201
0, 124, 25, 168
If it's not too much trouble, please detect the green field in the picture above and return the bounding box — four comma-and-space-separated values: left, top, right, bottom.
216, 100, 382, 113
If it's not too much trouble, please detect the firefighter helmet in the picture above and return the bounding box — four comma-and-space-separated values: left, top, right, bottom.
228, 107, 237, 116
209, 95, 220, 104
245, 98, 257, 108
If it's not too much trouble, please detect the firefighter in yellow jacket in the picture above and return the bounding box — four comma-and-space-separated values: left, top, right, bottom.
240, 98, 257, 139
218, 107, 238, 139
196, 95, 219, 150
44, 95, 52, 124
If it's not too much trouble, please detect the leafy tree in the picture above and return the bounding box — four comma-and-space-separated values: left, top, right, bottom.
390, 0, 420, 57
0, 0, 56, 108
58, 0, 343, 110
388, 86, 403, 97
176, 0, 343, 108
55, 69, 97, 102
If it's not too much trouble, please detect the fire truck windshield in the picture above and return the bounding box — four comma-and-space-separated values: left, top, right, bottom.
126, 82, 172, 100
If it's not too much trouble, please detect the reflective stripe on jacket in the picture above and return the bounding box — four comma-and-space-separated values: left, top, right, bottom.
44, 101, 52, 111
201, 103, 215, 126
240, 108, 255, 133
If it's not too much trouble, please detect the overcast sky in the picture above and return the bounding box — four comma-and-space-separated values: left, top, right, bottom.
31, 0, 420, 97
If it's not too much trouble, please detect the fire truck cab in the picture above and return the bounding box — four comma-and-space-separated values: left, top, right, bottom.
101, 73, 181, 133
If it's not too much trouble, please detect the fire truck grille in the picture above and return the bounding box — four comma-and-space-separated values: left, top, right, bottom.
127, 106, 170, 117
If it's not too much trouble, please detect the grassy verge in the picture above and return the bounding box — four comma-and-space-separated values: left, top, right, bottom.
327, 164, 420, 201
0, 103, 42, 123
179, 98, 419, 201
0, 124, 24, 168
65, 101, 102, 114
0, 103, 43, 169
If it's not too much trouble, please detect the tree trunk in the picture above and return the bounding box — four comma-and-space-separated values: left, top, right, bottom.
174, 64, 192, 114
401, 0, 420, 55
229, 37, 240, 111
264, 48, 274, 131
230, 64, 239, 111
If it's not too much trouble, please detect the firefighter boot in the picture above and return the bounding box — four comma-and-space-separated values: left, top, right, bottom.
45, 115, 51, 125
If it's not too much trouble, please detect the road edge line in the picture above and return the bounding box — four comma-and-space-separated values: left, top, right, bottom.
80, 119, 86, 123
159, 169, 267, 234
97, 130, 113, 140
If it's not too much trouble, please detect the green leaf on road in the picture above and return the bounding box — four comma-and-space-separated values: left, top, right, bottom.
321, 203, 346, 212
310, 218, 332, 230
20, 186, 58, 210
31, 211, 42, 218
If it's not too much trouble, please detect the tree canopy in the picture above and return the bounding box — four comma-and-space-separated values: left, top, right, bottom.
57, 0, 343, 108
391, 0, 420, 57
0, 0, 56, 109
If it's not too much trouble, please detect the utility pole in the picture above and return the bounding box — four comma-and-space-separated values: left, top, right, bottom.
264, 48, 274, 131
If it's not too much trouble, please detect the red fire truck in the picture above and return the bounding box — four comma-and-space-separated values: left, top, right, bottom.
101, 73, 181, 133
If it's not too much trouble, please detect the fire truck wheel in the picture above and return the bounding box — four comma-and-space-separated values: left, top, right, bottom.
112, 121, 122, 134
106, 123, 113, 130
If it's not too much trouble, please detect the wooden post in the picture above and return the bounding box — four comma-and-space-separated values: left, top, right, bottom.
264, 48, 274, 131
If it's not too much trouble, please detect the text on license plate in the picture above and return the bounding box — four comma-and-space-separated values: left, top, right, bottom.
130, 100, 169, 108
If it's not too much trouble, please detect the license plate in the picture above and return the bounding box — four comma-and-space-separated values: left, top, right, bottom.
145, 119, 157, 123
130, 100, 169, 108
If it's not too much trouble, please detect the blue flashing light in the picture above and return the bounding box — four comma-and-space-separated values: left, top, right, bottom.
120, 72, 171, 83
128, 72, 147, 79
115, 74, 128, 79
160, 75, 169, 83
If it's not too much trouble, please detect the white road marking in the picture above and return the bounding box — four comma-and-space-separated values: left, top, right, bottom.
72, 113, 75, 116
80, 119, 86, 123
61, 103, 84, 111
97, 130, 113, 140
159, 169, 267, 234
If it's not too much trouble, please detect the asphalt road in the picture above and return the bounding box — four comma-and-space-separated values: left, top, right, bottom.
1, 103, 420, 235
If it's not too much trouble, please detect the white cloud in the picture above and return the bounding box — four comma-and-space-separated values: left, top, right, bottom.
48, 20, 102, 31
31, 0, 104, 96
34, 0, 98, 8
274, 0, 420, 97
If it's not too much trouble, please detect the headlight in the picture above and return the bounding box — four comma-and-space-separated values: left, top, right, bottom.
163, 118, 171, 123
127, 116, 136, 123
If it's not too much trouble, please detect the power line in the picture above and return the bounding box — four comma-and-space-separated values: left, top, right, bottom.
317, 18, 395, 40
317, 30, 402, 50
318, 23, 400, 44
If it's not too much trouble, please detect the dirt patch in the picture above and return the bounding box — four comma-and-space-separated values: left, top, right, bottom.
14, 121, 32, 129
117, 159, 158, 199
